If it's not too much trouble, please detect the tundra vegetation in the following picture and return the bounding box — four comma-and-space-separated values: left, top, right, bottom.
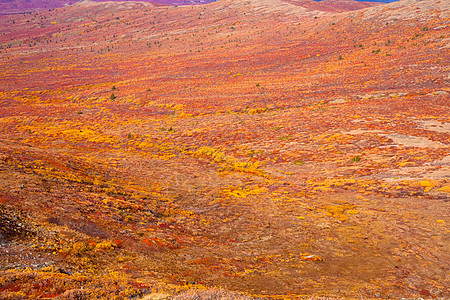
0, 0, 448, 298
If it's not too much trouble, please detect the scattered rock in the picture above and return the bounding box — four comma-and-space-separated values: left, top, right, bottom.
300, 254, 323, 262
389, 92, 407, 97
0, 205, 32, 241
329, 98, 347, 104
427, 90, 448, 96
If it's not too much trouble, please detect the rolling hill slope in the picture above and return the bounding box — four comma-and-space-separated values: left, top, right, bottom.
0, 0, 387, 14
0, 0, 449, 298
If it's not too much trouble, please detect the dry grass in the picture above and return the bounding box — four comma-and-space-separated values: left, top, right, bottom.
174, 289, 253, 300
142, 290, 346, 300
142, 288, 254, 300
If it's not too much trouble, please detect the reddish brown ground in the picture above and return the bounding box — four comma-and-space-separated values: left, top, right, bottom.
0, 0, 448, 298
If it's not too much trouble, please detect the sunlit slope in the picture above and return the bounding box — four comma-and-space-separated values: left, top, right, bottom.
0, 0, 448, 298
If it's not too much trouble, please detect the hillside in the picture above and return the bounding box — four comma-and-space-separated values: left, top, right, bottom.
0, 0, 205, 15
0, 0, 449, 298
0, 0, 385, 14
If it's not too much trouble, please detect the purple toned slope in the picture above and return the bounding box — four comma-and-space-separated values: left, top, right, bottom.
0, 0, 79, 14
0, 0, 216, 14
93, 0, 216, 6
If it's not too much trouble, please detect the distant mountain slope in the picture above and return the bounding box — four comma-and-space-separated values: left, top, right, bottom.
282, 0, 382, 12
0, 0, 79, 14
0, 0, 392, 14
0, 0, 207, 14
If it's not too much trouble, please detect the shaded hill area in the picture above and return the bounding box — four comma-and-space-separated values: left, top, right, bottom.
0, 0, 204, 15
0, 0, 449, 298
